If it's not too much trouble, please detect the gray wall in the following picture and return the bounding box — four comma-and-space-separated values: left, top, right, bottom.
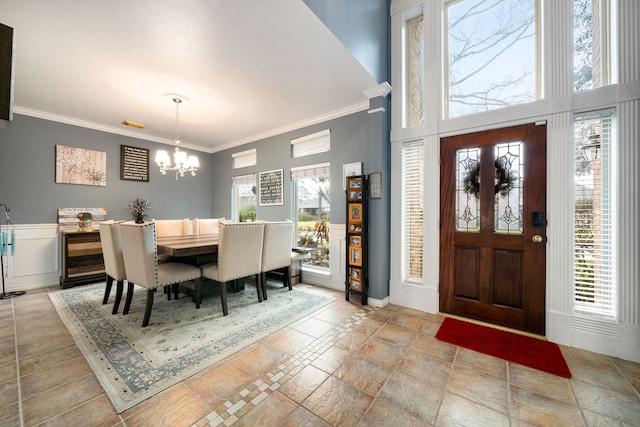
0, 114, 214, 223
210, 111, 370, 225
304, 0, 391, 300
304, 0, 390, 83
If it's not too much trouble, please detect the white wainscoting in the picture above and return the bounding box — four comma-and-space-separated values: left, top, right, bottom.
1, 224, 61, 292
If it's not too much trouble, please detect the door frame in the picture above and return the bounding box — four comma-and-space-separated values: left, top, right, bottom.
438, 123, 547, 334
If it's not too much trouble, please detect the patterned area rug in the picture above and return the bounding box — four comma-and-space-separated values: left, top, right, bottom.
49, 281, 335, 413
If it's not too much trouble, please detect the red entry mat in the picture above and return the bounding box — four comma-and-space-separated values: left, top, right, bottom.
436, 317, 572, 378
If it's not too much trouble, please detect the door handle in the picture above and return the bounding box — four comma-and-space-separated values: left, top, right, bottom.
532, 235, 543, 244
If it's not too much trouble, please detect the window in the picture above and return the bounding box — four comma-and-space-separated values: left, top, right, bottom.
291, 130, 330, 158
291, 163, 330, 270
232, 149, 257, 169
401, 141, 424, 282
232, 174, 256, 222
405, 14, 424, 127
574, 110, 617, 318
574, 0, 617, 91
444, 0, 539, 118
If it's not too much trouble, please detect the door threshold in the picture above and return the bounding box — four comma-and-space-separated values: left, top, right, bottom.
439, 313, 547, 341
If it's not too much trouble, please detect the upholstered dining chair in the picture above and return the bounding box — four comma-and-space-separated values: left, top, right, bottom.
153, 218, 190, 237
119, 222, 202, 327
98, 220, 126, 314
200, 220, 265, 315
259, 220, 295, 300
153, 218, 189, 265
193, 218, 223, 235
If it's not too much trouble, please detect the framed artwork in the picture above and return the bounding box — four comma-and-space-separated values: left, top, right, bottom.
348, 222, 363, 233
349, 246, 362, 266
348, 189, 363, 201
350, 267, 361, 280
55, 145, 106, 186
350, 235, 361, 247
349, 277, 362, 291
369, 171, 382, 199
348, 177, 363, 189
120, 145, 149, 182
343, 162, 362, 190
259, 169, 284, 206
349, 203, 363, 223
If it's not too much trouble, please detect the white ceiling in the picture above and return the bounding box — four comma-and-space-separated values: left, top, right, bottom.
2, 0, 381, 153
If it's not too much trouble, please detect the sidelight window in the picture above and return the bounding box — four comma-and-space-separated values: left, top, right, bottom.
573, 110, 617, 318
401, 141, 424, 282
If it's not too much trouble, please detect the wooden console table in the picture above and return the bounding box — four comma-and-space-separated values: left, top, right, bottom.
60, 231, 105, 288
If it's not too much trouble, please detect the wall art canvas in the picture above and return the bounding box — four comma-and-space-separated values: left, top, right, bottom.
56, 145, 107, 186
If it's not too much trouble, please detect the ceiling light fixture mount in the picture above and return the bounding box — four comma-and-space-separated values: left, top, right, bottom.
155, 94, 199, 180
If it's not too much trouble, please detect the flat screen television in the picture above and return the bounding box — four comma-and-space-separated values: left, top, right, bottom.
0, 23, 15, 128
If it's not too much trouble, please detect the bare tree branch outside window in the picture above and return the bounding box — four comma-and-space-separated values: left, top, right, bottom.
447, 0, 536, 118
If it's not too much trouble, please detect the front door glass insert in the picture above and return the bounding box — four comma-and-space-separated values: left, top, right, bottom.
456, 147, 480, 231
494, 141, 523, 233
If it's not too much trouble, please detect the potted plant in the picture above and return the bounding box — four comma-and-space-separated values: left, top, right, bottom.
125, 196, 150, 223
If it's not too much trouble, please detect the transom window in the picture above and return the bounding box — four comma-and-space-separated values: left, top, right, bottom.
444, 0, 540, 118
574, 0, 617, 91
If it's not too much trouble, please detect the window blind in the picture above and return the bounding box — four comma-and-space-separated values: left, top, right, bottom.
232, 149, 257, 169
232, 173, 256, 186
401, 140, 424, 282
290, 162, 330, 180
291, 130, 330, 158
573, 109, 617, 318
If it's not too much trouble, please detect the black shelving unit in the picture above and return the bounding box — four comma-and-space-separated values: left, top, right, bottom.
345, 175, 368, 305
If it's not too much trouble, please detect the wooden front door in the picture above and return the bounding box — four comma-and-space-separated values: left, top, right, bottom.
439, 123, 547, 334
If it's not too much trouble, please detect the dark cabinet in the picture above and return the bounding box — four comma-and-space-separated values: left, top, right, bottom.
60, 231, 105, 288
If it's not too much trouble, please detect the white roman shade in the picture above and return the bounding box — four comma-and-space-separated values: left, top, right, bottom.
232, 173, 256, 186
290, 162, 330, 180
291, 129, 330, 158
232, 149, 257, 169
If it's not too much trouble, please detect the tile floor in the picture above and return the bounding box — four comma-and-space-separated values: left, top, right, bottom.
1, 283, 639, 427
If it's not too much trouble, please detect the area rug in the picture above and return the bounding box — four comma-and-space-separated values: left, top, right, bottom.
436, 317, 572, 378
49, 281, 335, 413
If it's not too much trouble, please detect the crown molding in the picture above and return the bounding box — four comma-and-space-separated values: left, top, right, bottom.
211, 100, 371, 153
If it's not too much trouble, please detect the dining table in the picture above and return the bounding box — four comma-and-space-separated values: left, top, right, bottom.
156, 233, 219, 257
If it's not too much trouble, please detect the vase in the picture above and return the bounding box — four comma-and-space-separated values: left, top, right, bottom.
135, 214, 144, 224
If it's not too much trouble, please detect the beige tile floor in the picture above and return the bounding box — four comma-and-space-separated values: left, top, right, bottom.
1, 283, 639, 426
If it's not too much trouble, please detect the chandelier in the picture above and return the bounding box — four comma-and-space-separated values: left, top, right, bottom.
155, 96, 199, 180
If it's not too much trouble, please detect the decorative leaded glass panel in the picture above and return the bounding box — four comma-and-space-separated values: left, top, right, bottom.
456, 147, 480, 231
494, 142, 523, 233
